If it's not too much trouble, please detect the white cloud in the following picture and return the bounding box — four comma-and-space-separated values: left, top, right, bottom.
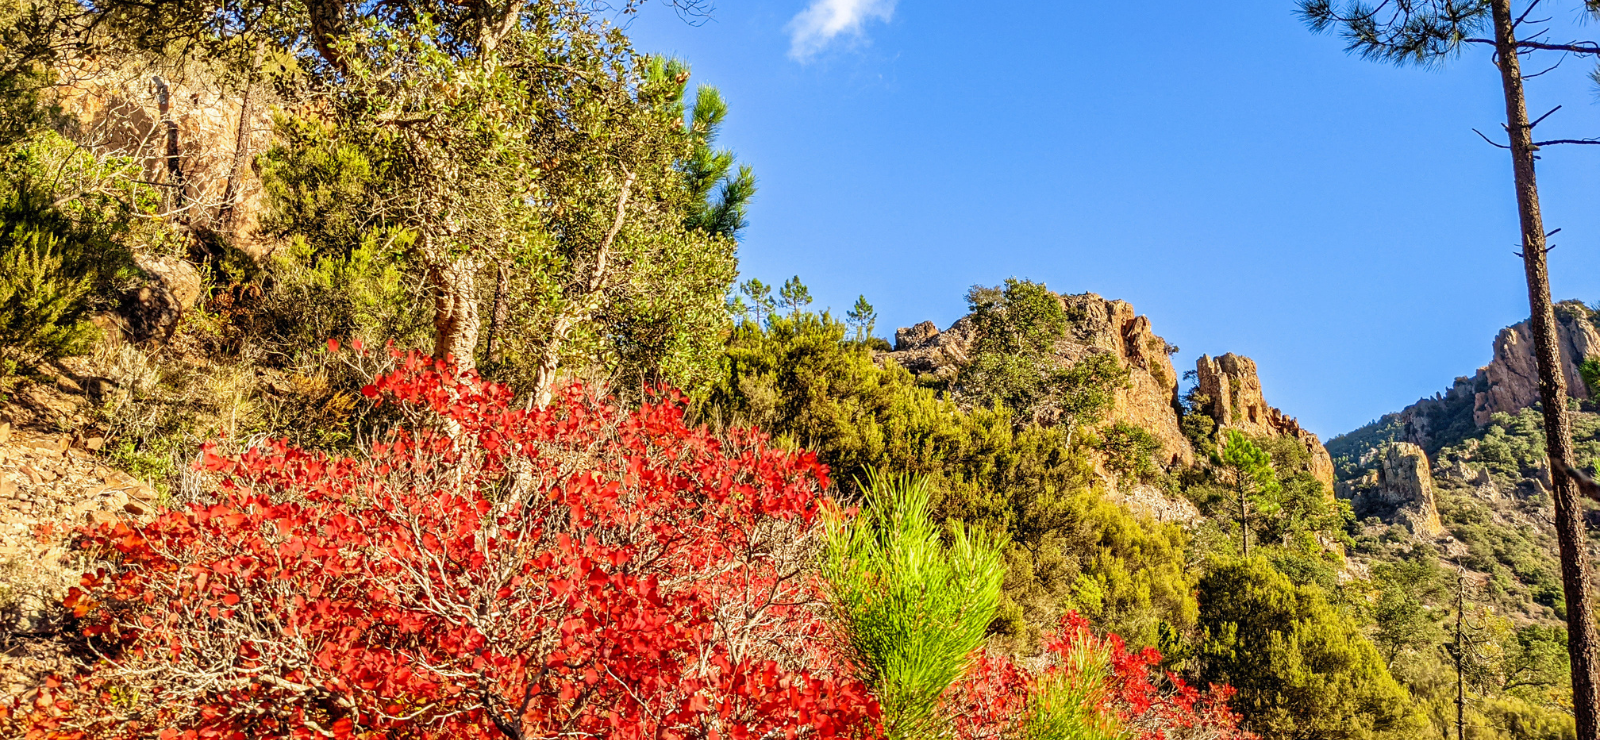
786, 0, 897, 61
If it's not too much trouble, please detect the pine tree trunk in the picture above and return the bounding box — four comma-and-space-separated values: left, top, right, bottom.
152, 76, 186, 216
429, 254, 480, 371
1456, 570, 1466, 740
1490, 3, 1600, 735
1240, 487, 1249, 557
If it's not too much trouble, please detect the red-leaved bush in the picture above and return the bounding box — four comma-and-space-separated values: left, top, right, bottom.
14, 352, 879, 739
946, 614, 1252, 740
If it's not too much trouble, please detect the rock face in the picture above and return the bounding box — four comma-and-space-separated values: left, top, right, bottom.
53, 66, 277, 258
1108, 482, 1202, 525
1058, 294, 1193, 467
1473, 303, 1600, 425
1195, 353, 1335, 488
1336, 443, 1444, 537
883, 292, 1194, 467
886, 318, 977, 380
1331, 302, 1600, 467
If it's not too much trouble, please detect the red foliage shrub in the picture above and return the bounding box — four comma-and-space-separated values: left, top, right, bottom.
14, 352, 880, 739
946, 613, 1252, 740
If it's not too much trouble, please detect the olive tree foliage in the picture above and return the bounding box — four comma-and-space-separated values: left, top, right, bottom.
254, 1, 739, 398
14, 0, 737, 395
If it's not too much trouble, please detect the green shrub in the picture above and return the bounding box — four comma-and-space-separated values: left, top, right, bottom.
0, 225, 97, 373
251, 230, 430, 357
1196, 557, 1425, 739
959, 279, 1127, 429
824, 472, 1006, 739
1097, 421, 1161, 483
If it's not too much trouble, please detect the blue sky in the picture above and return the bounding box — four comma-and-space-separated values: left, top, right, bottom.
622, 1, 1600, 440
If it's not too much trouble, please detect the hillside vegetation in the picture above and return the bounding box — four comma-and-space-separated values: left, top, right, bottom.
0, 1, 1589, 739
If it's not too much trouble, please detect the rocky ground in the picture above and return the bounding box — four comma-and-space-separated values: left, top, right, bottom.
0, 420, 157, 701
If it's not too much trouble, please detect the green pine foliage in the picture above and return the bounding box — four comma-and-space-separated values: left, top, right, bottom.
1196, 557, 1426, 740
648, 57, 757, 241
244, 231, 432, 358
0, 130, 156, 373
823, 472, 1007, 739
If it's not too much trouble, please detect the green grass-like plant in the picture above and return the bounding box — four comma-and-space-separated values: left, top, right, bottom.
823, 471, 1007, 739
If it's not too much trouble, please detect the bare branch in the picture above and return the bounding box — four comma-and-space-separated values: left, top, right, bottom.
1473, 128, 1511, 149
1530, 104, 1562, 128
1515, 40, 1600, 54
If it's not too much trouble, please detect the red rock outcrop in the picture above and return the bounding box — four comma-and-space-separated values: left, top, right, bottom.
1196, 353, 1335, 488
51, 64, 277, 259
1472, 303, 1600, 425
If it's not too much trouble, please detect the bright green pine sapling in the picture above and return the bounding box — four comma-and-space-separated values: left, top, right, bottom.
823, 471, 1007, 740
1219, 430, 1280, 557
737, 278, 776, 326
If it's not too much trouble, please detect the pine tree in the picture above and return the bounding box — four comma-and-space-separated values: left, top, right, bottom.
646, 57, 758, 241
1298, 3, 1600, 734
1218, 430, 1280, 557
779, 275, 812, 315
739, 278, 777, 325
846, 294, 877, 341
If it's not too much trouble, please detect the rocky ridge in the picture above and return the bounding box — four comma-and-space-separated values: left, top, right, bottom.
1336, 301, 1600, 458
880, 291, 1337, 487
1196, 353, 1336, 488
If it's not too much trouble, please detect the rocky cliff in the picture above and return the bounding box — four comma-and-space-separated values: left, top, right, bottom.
1196, 353, 1336, 488
1335, 443, 1444, 538
882, 292, 1343, 480
1329, 301, 1600, 465
52, 64, 277, 259
1473, 302, 1600, 425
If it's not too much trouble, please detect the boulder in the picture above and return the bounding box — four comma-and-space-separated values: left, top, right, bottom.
52, 65, 277, 259
125, 254, 202, 343
894, 321, 940, 351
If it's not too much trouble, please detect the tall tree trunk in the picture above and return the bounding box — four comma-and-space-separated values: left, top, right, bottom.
1490, 3, 1600, 735
1456, 569, 1466, 740
217, 39, 263, 231
429, 254, 481, 371
1240, 486, 1249, 557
